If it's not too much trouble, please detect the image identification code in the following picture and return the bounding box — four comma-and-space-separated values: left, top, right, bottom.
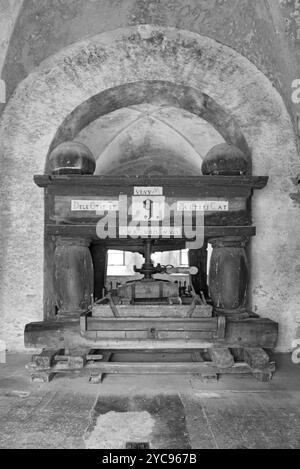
102, 453, 197, 466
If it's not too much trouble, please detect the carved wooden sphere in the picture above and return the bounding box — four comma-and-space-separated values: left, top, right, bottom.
202, 143, 250, 176
48, 141, 96, 175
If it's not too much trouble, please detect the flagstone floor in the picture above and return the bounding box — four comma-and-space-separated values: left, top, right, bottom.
0, 353, 299, 449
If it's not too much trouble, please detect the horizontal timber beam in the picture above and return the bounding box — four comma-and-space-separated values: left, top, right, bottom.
34, 175, 268, 190
25, 317, 278, 349
45, 225, 256, 239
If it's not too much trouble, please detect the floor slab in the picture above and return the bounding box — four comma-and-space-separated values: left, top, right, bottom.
0, 353, 299, 449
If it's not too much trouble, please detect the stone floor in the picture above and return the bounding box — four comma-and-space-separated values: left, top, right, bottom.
0, 353, 299, 449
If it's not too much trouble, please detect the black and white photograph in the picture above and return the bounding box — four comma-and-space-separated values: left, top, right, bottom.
0, 0, 299, 453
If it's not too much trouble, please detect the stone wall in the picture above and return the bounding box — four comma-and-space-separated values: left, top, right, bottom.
0, 1, 300, 351
0, 0, 22, 104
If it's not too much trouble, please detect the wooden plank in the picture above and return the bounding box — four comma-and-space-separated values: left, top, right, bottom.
225, 318, 278, 348
25, 317, 278, 349
209, 348, 234, 369
93, 304, 198, 318
54, 195, 247, 216
34, 175, 268, 190
155, 331, 215, 340
49, 213, 252, 229
90, 330, 216, 340
48, 182, 251, 199
86, 317, 218, 332
84, 361, 256, 375
83, 337, 216, 349
52, 194, 250, 226
243, 348, 270, 369
45, 224, 257, 238
28, 360, 275, 381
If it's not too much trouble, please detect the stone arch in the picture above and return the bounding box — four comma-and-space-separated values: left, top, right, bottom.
45, 80, 250, 173
0, 25, 299, 351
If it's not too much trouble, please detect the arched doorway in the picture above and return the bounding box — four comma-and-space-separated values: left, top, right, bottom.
0, 25, 298, 350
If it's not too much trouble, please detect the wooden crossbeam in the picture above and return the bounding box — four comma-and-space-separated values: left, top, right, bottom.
85, 317, 218, 332
27, 346, 276, 384
25, 316, 278, 349
84, 361, 274, 375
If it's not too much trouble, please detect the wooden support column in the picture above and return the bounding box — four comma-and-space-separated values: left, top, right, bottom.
188, 243, 209, 298
90, 244, 107, 301
208, 237, 249, 318
54, 237, 94, 317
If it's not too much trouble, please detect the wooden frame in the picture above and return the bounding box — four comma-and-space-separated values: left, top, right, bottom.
35, 175, 268, 320
24, 173, 278, 386
27, 348, 276, 384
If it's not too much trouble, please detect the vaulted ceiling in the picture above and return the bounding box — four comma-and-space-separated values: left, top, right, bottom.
76, 104, 224, 176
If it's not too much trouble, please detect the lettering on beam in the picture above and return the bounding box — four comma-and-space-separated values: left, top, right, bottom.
134, 186, 163, 196
119, 226, 182, 237
71, 200, 119, 212
177, 201, 229, 212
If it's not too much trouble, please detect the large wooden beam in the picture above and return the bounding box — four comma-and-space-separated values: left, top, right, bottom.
34, 175, 269, 191
46, 224, 256, 239
25, 316, 278, 349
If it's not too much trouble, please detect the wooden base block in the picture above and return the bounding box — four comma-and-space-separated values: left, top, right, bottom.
25, 316, 278, 350
88, 352, 112, 385
244, 348, 270, 369
30, 372, 56, 383
209, 348, 234, 369
252, 370, 274, 382
32, 349, 62, 369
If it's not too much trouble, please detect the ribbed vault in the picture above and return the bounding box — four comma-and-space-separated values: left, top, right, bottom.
75, 104, 224, 176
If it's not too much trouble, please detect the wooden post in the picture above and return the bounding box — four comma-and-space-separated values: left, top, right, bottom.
208, 237, 249, 318
90, 244, 107, 301
54, 237, 94, 317
188, 243, 209, 298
